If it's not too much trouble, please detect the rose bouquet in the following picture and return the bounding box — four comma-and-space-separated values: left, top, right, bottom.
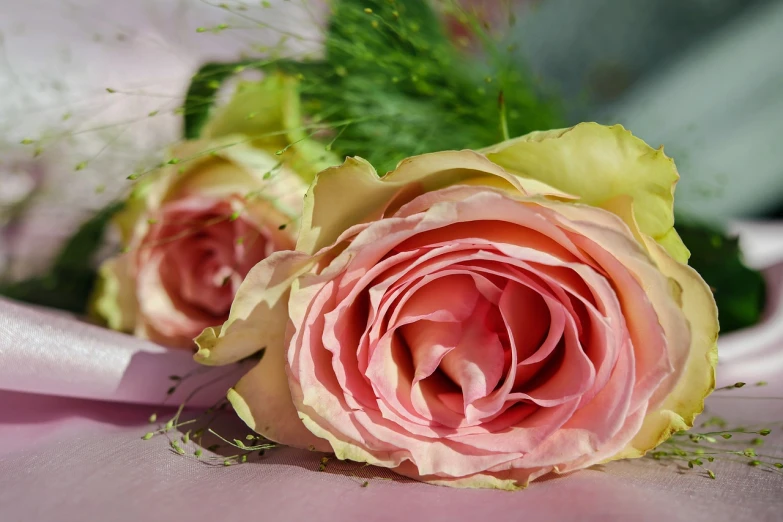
1, 0, 775, 490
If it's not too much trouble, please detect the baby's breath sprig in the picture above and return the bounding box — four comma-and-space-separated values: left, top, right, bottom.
141, 355, 276, 467
650, 426, 781, 479
646, 382, 782, 479
204, 430, 277, 467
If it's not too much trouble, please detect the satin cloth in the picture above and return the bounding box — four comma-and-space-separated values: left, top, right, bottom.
1, 222, 782, 522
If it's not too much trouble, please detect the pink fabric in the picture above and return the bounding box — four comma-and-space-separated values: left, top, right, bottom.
0, 298, 237, 407
719, 221, 783, 388
0, 222, 782, 520
0, 392, 781, 522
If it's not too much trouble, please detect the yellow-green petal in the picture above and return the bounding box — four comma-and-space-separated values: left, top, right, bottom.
297, 150, 573, 255
482, 122, 689, 263
90, 256, 138, 332
655, 227, 691, 264
227, 362, 327, 449
202, 74, 300, 145
113, 178, 155, 245
164, 136, 310, 221
297, 157, 390, 255
612, 237, 719, 458
202, 73, 340, 184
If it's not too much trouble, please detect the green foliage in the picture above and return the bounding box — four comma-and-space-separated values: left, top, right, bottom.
677, 222, 766, 333
0, 202, 123, 314
181, 0, 563, 172
301, 0, 562, 172
183, 61, 256, 140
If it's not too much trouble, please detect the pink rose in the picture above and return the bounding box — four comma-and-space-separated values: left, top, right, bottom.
197, 123, 718, 488
92, 138, 306, 348
93, 74, 339, 348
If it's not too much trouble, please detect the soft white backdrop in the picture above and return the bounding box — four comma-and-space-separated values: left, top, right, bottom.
0, 0, 325, 277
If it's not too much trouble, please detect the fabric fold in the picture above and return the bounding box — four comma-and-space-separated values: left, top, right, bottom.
0, 297, 231, 407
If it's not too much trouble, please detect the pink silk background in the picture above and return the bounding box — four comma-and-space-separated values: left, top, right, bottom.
1, 222, 782, 522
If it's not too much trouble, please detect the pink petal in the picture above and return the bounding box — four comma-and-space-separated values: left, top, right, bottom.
438, 299, 506, 411
402, 320, 460, 384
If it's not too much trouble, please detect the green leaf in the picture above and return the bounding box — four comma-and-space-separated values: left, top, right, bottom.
0, 202, 123, 314
299, 0, 563, 172
183, 62, 242, 139
676, 222, 766, 333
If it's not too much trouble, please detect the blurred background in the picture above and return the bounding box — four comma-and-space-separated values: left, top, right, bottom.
1, 0, 782, 280
509, 0, 783, 226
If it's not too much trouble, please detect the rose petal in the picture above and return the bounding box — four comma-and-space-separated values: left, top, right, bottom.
298, 151, 575, 255
482, 122, 688, 262
228, 359, 328, 450
195, 250, 316, 365
438, 299, 506, 410
614, 238, 718, 458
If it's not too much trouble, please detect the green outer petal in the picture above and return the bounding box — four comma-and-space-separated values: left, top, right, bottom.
90, 256, 138, 332
296, 150, 574, 256
655, 227, 691, 264
202, 76, 297, 142
226, 363, 328, 450
298, 412, 388, 465
482, 122, 689, 263
392, 461, 531, 491
611, 237, 719, 459
202, 73, 340, 184
297, 157, 390, 255
113, 177, 155, 245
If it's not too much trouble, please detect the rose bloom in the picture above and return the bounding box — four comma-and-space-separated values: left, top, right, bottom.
93, 74, 337, 348
196, 123, 718, 488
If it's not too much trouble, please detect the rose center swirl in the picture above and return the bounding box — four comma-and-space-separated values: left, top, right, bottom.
334, 228, 619, 435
